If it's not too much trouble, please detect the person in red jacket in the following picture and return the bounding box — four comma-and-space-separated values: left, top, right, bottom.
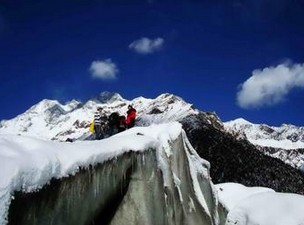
126, 105, 136, 129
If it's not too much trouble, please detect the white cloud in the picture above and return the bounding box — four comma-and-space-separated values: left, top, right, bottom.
89, 59, 118, 80
237, 62, 304, 109
129, 37, 164, 54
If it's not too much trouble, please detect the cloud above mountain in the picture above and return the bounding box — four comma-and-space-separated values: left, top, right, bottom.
129, 37, 164, 54
89, 59, 119, 80
237, 62, 304, 109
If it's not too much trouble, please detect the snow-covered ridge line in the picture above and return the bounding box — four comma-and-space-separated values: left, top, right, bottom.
224, 118, 304, 150
0, 92, 198, 141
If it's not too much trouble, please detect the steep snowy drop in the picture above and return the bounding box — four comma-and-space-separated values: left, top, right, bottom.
0, 122, 219, 225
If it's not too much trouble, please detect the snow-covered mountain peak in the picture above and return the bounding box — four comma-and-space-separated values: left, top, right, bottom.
95, 91, 125, 104
280, 123, 299, 130
225, 118, 252, 126
224, 118, 253, 135
234, 118, 251, 124
156, 93, 183, 103
26, 99, 81, 115
29, 99, 61, 114
62, 99, 82, 112
0, 92, 199, 141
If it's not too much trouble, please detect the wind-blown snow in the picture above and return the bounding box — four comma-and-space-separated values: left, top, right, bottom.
216, 183, 304, 225
0, 123, 184, 225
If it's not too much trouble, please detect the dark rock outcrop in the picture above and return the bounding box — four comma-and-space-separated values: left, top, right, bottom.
182, 113, 304, 195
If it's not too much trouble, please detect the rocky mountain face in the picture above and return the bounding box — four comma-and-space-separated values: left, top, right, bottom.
1, 92, 304, 195
182, 114, 304, 195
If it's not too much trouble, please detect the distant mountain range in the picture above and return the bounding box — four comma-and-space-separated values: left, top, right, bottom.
0, 92, 197, 141
224, 118, 304, 172
1, 91, 304, 194
224, 118, 304, 150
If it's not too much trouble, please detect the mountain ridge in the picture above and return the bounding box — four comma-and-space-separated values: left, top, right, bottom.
224, 118, 304, 150
0, 92, 198, 141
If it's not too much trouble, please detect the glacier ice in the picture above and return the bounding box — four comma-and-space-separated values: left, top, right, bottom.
4, 123, 219, 225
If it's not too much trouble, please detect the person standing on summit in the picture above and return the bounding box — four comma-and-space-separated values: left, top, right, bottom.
126, 105, 136, 129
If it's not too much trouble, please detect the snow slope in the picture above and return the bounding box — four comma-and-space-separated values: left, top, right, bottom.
216, 183, 304, 225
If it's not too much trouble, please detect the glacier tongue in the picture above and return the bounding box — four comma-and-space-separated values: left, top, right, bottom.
3, 123, 219, 225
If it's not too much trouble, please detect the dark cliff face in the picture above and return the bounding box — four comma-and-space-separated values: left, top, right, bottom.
181, 113, 304, 195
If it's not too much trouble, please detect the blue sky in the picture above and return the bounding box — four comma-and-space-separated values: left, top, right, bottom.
0, 0, 304, 126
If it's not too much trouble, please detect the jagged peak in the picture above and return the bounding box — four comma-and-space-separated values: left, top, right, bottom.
131, 93, 187, 107
62, 99, 82, 112
64, 99, 81, 106
281, 123, 298, 128
95, 91, 125, 103
156, 93, 185, 103
28, 99, 61, 114
227, 118, 253, 125
131, 96, 152, 102
39, 99, 60, 106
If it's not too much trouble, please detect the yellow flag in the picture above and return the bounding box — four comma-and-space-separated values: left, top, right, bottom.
89, 121, 95, 133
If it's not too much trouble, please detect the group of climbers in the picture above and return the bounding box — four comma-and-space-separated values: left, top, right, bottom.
90, 105, 137, 140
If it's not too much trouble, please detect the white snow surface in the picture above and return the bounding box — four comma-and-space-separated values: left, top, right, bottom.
224, 118, 304, 150
216, 183, 304, 225
0, 122, 184, 225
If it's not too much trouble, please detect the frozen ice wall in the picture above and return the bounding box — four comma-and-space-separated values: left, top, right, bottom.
5, 123, 219, 225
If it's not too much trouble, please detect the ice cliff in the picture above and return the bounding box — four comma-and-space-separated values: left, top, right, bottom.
1, 123, 220, 225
